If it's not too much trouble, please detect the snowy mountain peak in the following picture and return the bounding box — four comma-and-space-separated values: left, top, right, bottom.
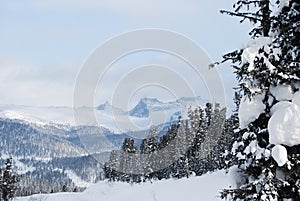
128, 97, 166, 118
140, 97, 162, 104
96, 101, 125, 115
129, 99, 150, 117
128, 96, 208, 118
96, 101, 111, 111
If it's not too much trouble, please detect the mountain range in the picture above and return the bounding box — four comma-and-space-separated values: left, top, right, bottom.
0, 96, 209, 187
0, 96, 207, 132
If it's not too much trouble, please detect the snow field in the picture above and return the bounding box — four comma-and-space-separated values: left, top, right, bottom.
17, 170, 231, 201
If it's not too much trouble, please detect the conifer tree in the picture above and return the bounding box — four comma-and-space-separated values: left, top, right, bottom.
220, 0, 300, 200
119, 138, 137, 182
187, 106, 206, 175
104, 150, 119, 181
0, 158, 19, 201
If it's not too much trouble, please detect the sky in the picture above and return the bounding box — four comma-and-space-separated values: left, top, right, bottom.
0, 0, 251, 110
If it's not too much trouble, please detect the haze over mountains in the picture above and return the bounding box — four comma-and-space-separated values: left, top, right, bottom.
0, 96, 207, 132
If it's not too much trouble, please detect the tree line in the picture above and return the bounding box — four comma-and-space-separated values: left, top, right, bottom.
103, 103, 238, 183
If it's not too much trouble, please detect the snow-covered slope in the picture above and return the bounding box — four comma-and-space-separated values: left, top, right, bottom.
17, 170, 231, 201
0, 105, 76, 126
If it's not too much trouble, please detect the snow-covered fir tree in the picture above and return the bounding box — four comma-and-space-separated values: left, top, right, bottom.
118, 138, 138, 182
103, 150, 119, 181
103, 103, 232, 182
220, 0, 300, 200
0, 157, 19, 201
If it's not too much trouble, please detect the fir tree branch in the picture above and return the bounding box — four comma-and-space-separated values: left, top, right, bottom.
220, 10, 261, 22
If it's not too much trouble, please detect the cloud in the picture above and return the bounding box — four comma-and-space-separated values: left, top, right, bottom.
0, 0, 241, 110
93, 49, 232, 110
0, 57, 78, 106
0, 46, 237, 110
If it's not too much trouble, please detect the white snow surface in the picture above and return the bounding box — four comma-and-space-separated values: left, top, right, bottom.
238, 93, 265, 129
243, 140, 269, 160
228, 165, 246, 189
279, 0, 290, 10
270, 84, 294, 101
268, 91, 300, 146
17, 170, 231, 201
65, 170, 91, 188
13, 159, 35, 174
271, 145, 288, 167
270, 101, 293, 116
270, 0, 291, 16
241, 37, 274, 71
